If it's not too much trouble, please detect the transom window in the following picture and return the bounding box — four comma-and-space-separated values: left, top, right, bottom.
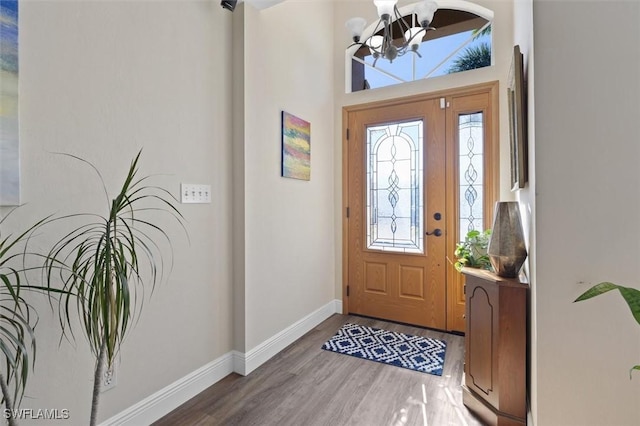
348, 4, 493, 92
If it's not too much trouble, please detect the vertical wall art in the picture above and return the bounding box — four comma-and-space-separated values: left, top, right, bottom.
281, 111, 310, 181
0, 0, 20, 205
508, 45, 528, 191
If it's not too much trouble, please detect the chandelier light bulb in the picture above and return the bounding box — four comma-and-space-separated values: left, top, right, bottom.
404, 27, 424, 52
373, 0, 397, 20
367, 35, 385, 55
415, 0, 438, 28
345, 17, 367, 42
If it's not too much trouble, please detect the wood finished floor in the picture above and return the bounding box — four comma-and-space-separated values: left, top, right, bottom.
153, 314, 484, 426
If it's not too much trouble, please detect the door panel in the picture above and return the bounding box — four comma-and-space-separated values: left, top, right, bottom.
343, 83, 498, 333
347, 100, 447, 329
445, 92, 497, 333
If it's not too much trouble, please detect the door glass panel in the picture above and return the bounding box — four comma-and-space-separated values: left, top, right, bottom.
458, 112, 484, 239
366, 120, 423, 253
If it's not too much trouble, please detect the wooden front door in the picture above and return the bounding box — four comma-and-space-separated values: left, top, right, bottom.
343, 83, 498, 332
345, 99, 447, 329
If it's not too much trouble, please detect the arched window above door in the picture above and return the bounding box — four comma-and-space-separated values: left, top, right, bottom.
346, 1, 493, 93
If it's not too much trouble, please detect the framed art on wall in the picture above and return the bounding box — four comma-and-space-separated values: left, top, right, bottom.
509, 45, 528, 191
281, 111, 311, 181
0, 0, 20, 205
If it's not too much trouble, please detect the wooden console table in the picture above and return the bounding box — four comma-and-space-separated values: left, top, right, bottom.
461, 267, 528, 426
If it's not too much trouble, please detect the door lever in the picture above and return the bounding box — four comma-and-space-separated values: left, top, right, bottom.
426, 229, 442, 237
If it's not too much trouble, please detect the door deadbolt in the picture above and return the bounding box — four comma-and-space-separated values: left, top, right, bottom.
433, 212, 442, 221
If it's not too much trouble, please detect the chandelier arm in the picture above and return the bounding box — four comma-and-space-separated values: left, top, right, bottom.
382, 19, 391, 53
394, 6, 414, 34
389, 11, 395, 50
366, 19, 387, 56
371, 19, 386, 36
365, 36, 382, 56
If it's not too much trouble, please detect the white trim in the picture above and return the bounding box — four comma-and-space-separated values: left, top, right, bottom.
351, 55, 407, 83
244, 0, 286, 11
239, 299, 340, 375
99, 299, 342, 425
433, 0, 493, 21
231, 350, 246, 376
99, 353, 234, 426
334, 298, 343, 314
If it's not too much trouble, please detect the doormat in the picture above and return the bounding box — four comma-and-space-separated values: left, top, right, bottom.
321, 323, 446, 376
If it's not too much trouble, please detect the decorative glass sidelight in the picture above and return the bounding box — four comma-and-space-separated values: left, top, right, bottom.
458, 112, 484, 240
366, 120, 423, 253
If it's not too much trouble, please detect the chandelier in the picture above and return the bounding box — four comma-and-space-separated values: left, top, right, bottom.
346, 0, 438, 66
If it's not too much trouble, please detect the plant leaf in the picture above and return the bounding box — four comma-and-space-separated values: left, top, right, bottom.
574, 282, 619, 301
575, 282, 640, 326
0, 209, 59, 408
630, 365, 640, 379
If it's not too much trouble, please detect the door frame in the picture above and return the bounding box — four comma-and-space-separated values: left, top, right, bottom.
342, 81, 500, 331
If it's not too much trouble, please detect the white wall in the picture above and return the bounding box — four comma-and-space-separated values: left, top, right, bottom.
17, 1, 640, 424
7, 0, 336, 422
533, 1, 640, 424
242, 1, 336, 350
332, 0, 515, 298
12, 1, 234, 424
512, 0, 536, 423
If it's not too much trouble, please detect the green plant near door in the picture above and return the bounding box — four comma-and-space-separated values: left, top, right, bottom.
574, 282, 640, 378
0, 211, 55, 426
43, 151, 184, 426
454, 229, 492, 272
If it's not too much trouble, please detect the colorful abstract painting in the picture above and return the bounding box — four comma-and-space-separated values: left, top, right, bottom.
0, 0, 19, 205
281, 111, 310, 181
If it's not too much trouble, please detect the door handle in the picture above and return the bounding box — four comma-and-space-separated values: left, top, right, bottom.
426, 228, 442, 237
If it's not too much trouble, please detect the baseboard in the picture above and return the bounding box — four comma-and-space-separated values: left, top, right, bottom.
334, 298, 343, 314
100, 299, 341, 425
236, 299, 340, 375
99, 353, 234, 426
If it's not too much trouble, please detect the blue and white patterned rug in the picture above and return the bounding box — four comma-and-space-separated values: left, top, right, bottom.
321, 323, 447, 376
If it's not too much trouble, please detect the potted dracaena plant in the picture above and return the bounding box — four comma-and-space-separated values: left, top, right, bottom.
574, 282, 640, 378
0, 209, 65, 426
43, 150, 184, 426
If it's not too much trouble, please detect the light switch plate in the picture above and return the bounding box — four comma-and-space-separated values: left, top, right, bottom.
181, 184, 211, 204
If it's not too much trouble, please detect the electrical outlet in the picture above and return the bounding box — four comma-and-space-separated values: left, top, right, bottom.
181, 184, 212, 204
101, 363, 117, 393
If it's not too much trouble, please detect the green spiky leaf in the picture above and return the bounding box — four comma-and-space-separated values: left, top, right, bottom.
575, 282, 640, 377
575, 282, 640, 326
0, 209, 57, 412
448, 43, 491, 74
